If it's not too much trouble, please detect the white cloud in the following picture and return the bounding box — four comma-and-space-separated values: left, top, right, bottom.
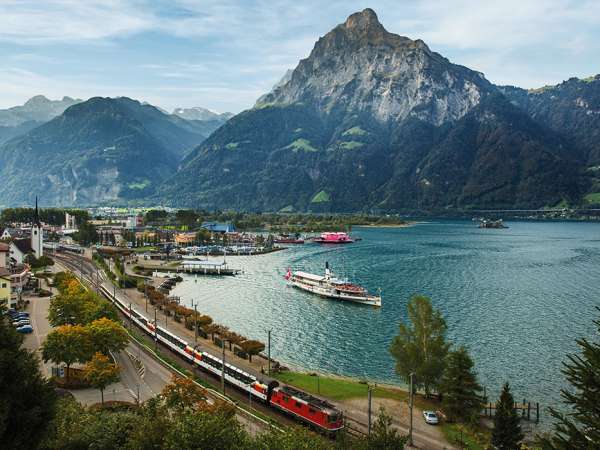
0, 0, 598, 109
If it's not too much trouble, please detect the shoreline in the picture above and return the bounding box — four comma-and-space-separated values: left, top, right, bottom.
355, 221, 419, 228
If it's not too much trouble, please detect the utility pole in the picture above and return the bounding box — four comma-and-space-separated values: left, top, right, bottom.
144, 280, 148, 312
409, 372, 414, 447
154, 308, 158, 352
129, 303, 132, 329
221, 339, 227, 394
194, 302, 198, 344
267, 329, 272, 376
368, 385, 373, 436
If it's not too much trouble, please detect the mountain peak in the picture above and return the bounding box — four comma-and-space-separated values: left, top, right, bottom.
344, 8, 382, 32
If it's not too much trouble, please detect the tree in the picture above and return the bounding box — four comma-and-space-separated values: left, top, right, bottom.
0, 307, 56, 449
42, 324, 92, 383
540, 312, 600, 449
491, 383, 523, 450
366, 407, 408, 450
439, 346, 484, 423
161, 376, 207, 412
163, 407, 249, 450
84, 352, 120, 404
48, 290, 89, 326
239, 340, 265, 362
74, 220, 99, 246
86, 318, 129, 355
389, 295, 450, 396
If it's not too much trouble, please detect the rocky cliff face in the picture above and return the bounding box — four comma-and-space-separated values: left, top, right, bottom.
159, 9, 583, 211
257, 9, 491, 126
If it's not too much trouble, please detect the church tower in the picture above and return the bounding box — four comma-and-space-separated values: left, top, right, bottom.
31, 196, 43, 258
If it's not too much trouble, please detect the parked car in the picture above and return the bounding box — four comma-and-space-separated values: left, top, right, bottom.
12, 319, 31, 327
423, 411, 439, 425
16, 325, 33, 334
11, 313, 29, 319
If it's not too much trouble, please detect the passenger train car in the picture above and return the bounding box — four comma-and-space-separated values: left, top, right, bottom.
100, 285, 344, 432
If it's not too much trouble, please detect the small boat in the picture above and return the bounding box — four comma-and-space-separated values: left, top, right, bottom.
478, 219, 508, 229
274, 234, 304, 244
284, 262, 381, 307
309, 232, 354, 244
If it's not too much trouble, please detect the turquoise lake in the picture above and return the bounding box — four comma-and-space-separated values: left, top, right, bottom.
170, 220, 600, 414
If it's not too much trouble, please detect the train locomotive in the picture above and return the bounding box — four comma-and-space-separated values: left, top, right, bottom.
99, 285, 344, 432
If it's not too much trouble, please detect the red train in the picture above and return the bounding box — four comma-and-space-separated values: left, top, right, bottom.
101, 285, 344, 432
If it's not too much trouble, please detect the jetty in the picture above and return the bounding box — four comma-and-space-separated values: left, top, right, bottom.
149, 259, 241, 276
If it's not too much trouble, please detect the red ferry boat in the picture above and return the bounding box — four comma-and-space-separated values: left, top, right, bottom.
310, 232, 354, 244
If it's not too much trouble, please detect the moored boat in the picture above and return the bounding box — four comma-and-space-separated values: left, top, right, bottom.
284, 262, 381, 307
309, 232, 354, 244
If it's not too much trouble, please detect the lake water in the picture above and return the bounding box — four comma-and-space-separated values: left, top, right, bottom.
170, 220, 600, 414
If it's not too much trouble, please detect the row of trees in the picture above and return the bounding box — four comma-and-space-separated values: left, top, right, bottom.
41, 272, 128, 401
145, 284, 267, 361
0, 207, 89, 226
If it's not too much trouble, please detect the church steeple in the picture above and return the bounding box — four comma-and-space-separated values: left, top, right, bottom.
31, 196, 43, 258
34, 196, 41, 228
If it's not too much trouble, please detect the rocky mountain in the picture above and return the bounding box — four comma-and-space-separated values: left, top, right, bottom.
173, 106, 233, 122
0, 97, 208, 206
158, 9, 584, 211
0, 95, 82, 144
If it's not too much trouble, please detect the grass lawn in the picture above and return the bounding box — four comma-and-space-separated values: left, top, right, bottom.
584, 192, 600, 204
131, 246, 159, 253
273, 371, 438, 410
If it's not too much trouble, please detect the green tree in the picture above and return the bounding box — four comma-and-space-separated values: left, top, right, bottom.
86, 317, 129, 355
389, 295, 450, 396
84, 352, 120, 404
0, 307, 56, 450
253, 426, 332, 449
366, 407, 408, 450
539, 313, 600, 449
42, 324, 92, 383
491, 383, 523, 450
239, 340, 265, 362
163, 408, 249, 450
74, 220, 99, 246
439, 346, 484, 423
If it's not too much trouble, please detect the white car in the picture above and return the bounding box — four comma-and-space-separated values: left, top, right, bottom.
423, 411, 439, 425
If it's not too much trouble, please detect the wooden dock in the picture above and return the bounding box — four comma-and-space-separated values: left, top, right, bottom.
482, 400, 540, 423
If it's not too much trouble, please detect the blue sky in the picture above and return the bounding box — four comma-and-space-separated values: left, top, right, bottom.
1, 0, 599, 113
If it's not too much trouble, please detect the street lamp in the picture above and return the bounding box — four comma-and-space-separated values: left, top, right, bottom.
409, 372, 415, 447
221, 338, 229, 394
267, 329, 272, 376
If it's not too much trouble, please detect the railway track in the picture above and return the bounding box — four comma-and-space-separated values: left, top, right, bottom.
52, 252, 300, 431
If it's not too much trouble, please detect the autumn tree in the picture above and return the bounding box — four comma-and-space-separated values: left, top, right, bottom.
84, 352, 120, 404
86, 317, 129, 356
42, 324, 92, 383
439, 346, 484, 423
389, 295, 449, 396
161, 376, 207, 412
239, 340, 265, 362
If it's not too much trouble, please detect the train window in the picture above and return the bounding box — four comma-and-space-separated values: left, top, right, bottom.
282, 395, 289, 403
309, 407, 316, 415
328, 413, 341, 423
295, 401, 303, 409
